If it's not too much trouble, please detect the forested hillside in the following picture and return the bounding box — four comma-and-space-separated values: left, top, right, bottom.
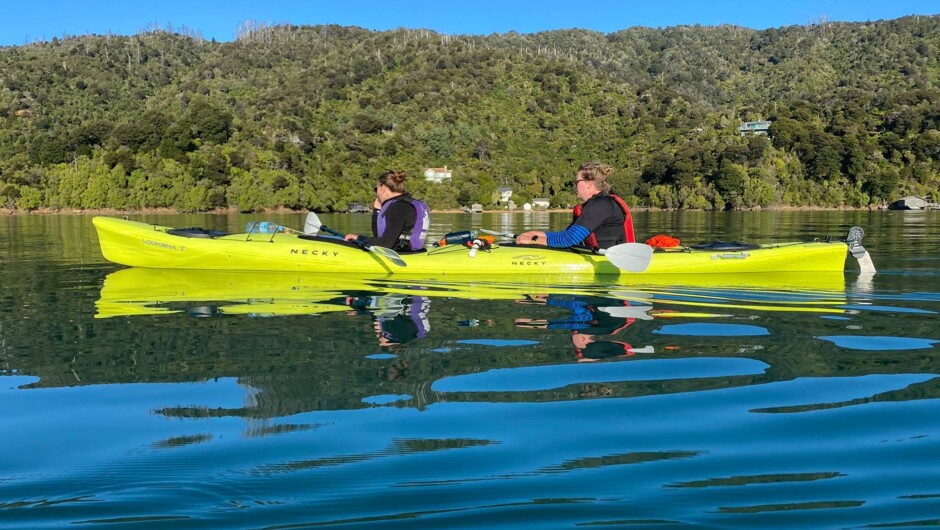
1, 16, 937, 212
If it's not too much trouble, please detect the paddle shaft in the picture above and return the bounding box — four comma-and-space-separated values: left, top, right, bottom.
317, 225, 407, 267
319, 224, 379, 252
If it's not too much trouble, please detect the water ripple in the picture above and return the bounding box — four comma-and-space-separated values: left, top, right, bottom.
668, 471, 844, 488
432, 358, 769, 392
252, 438, 494, 476
817, 336, 939, 351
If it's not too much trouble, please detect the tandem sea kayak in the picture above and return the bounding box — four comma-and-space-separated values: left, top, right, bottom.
93, 217, 867, 283
92, 216, 869, 278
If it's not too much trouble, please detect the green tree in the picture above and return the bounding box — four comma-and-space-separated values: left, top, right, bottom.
716, 162, 748, 205
184, 97, 233, 145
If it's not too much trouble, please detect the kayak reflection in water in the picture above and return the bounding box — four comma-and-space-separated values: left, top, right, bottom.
515, 294, 654, 362
345, 294, 431, 349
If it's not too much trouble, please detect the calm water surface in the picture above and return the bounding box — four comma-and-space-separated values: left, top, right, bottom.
1, 211, 938, 529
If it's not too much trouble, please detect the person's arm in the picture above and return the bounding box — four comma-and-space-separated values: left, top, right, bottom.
548, 198, 621, 248
517, 198, 619, 248
345, 202, 384, 244
515, 231, 545, 244
516, 224, 592, 247
371, 202, 380, 236
545, 224, 591, 248
358, 201, 411, 248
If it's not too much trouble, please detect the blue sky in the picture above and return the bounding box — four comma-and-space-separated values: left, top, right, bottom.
2, 0, 937, 46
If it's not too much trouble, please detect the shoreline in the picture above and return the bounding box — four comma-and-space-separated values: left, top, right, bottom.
2, 205, 885, 216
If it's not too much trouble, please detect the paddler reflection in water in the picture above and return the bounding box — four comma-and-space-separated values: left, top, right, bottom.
515, 294, 653, 362
345, 294, 431, 349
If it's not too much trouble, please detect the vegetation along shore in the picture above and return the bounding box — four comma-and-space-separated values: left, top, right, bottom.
1, 17, 937, 213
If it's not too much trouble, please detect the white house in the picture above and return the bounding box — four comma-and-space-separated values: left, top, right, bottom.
497, 186, 513, 204
424, 166, 452, 183
532, 198, 550, 209
738, 120, 772, 136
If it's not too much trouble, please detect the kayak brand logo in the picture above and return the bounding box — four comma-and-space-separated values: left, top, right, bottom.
711, 252, 750, 260
290, 248, 341, 257
511, 254, 547, 266
142, 238, 184, 252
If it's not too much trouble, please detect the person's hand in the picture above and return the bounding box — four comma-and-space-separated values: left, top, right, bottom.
514, 318, 548, 329
344, 234, 359, 241
516, 294, 548, 305
372, 197, 381, 209
515, 231, 545, 245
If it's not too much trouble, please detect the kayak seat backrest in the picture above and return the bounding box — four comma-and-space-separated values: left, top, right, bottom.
690, 241, 760, 251
167, 227, 228, 239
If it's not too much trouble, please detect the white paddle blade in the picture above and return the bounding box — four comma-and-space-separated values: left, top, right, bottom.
303, 212, 321, 234
603, 243, 654, 273
852, 248, 876, 274
846, 225, 876, 274
598, 305, 654, 320
367, 245, 408, 267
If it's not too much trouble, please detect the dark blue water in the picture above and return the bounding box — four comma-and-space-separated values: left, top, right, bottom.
1, 211, 938, 528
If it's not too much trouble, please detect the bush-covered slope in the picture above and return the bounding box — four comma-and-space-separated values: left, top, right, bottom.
1, 16, 937, 211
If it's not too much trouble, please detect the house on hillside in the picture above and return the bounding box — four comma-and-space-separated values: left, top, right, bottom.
497, 186, 513, 204
738, 120, 772, 136
424, 166, 452, 183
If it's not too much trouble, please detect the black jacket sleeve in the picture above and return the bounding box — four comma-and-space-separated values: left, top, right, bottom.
359, 201, 414, 249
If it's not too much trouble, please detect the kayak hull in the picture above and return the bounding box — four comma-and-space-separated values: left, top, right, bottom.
93, 216, 851, 277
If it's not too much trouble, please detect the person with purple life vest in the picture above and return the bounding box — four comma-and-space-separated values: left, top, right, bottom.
344, 293, 431, 350
515, 161, 635, 250
345, 170, 431, 252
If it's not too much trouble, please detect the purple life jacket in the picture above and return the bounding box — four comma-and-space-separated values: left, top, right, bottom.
376, 195, 430, 251
376, 296, 430, 344
410, 296, 430, 339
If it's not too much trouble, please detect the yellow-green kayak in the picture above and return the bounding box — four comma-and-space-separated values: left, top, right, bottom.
93, 216, 854, 278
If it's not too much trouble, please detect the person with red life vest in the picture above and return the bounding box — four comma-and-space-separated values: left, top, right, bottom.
515, 161, 635, 250
345, 170, 431, 252
514, 294, 653, 361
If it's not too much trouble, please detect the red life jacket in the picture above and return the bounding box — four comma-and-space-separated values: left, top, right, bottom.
575, 300, 637, 360
572, 193, 635, 248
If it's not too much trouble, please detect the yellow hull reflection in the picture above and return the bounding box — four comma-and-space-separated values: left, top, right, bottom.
96, 268, 848, 319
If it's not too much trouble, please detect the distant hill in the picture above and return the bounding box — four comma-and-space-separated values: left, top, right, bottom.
1, 16, 937, 212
